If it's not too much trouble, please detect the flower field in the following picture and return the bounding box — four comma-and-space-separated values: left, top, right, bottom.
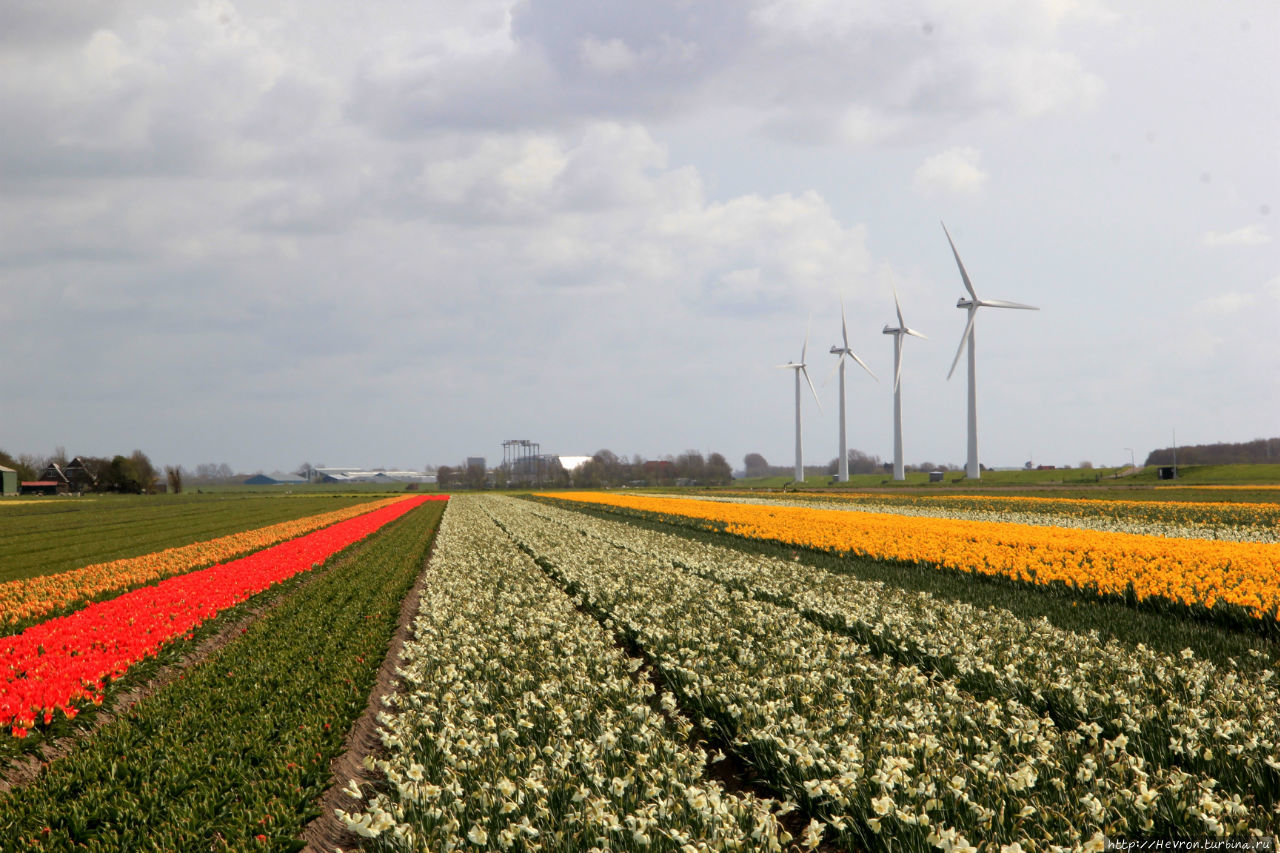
0, 496, 404, 629
0, 496, 430, 740
485, 495, 1275, 847
543, 492, 1280, 626
338, 495, 797, 851
4, 487, 1276, 849
0, 495, 448, 851
697, 491, 1280, 543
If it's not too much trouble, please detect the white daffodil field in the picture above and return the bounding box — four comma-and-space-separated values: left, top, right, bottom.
342, 494, 1280, 852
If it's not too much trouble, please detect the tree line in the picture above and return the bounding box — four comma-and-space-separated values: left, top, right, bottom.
0, 447, 173, 494
1145, 437, 1280, 467
436, 449, 735, 490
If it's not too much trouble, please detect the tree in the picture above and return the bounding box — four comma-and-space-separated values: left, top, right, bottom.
464, 460, 487, 489
103, 455, 143, 493
436, 466, 456, 489
0, 449, 37, 482
743, 453, 770, 478
130, 450, 158, 494
705, 453, 733, 485
295, 462, 316, 483
675, 451, 706, 483
1079, 460, 1094, 470
166, 465, 184, 494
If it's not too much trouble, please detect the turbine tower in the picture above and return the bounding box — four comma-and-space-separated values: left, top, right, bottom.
942, 222, 1039, 480
882, 288, 926, 481
777, 325, 821, 484
829, 297, 877, 482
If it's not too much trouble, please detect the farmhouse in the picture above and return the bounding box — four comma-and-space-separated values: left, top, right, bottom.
37, 463, 71, 493
63, 457, 99, 492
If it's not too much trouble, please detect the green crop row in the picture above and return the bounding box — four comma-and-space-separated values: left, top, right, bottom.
0, 499, 445, 852
0, 494, 377, 584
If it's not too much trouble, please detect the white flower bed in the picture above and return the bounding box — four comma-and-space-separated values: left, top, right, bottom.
519, 498, 1280, 815
487, 496, 1278, 848
338, 495, 794, 852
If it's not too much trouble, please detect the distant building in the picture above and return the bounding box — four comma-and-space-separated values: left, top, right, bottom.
244, 471, 308, 486
0, 466, 17, 496
466, 457, 486, 470
557, 456, 592, 474
314, 467, 436, 484
63, 457, 99, 492
20, 481, 60, 496
37, 463, 71, 494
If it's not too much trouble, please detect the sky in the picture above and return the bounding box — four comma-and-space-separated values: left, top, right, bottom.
2, 0, 1277, 475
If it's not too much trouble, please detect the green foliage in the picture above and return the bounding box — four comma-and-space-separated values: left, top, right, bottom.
0, 500, 445, 852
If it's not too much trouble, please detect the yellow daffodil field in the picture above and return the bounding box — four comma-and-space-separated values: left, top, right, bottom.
335, 493, 1279, 851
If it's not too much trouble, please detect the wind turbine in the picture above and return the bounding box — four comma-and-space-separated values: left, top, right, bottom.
942, 222, 1039, 480
777, 324, 821, 484
829, 297, 877, 482
882, 288, 926, 481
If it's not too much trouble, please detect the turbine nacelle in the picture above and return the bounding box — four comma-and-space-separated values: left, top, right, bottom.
942, 221, 1039, 381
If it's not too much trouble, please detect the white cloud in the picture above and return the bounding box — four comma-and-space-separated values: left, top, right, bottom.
1196, 292, 1255, 315
913, 147, 989, 196
1202, 224, 1272, 247
579, 36, 639, 75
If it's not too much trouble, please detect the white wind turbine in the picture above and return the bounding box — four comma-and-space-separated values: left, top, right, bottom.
882, 288, 926, 482
777, 323, 821, 484
829, 297, 877, 482
942, 222, 1039, 480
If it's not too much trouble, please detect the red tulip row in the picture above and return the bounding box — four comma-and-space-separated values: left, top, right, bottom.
0, 494, 443, 737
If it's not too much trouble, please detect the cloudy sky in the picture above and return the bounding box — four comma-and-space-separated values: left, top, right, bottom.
2, 0, 1276, 474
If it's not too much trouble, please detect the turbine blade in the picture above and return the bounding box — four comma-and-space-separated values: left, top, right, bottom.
947, 309, 977, 380
893, 287, 905, 329
906, 328, 927, 340
827, 357, 841, 383
840, 295, 850, 351
980, 299, 1040, 310
848, 350, 878, 381
802, 366, 821, 411
801, 315, 810, 364
941, 221, 978, 301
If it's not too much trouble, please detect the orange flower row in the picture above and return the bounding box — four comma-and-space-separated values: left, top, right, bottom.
544, 492, 1280, 621
0, 497, 405, 629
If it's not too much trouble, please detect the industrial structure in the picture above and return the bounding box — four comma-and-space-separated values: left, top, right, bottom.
502, 440, 545, 486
